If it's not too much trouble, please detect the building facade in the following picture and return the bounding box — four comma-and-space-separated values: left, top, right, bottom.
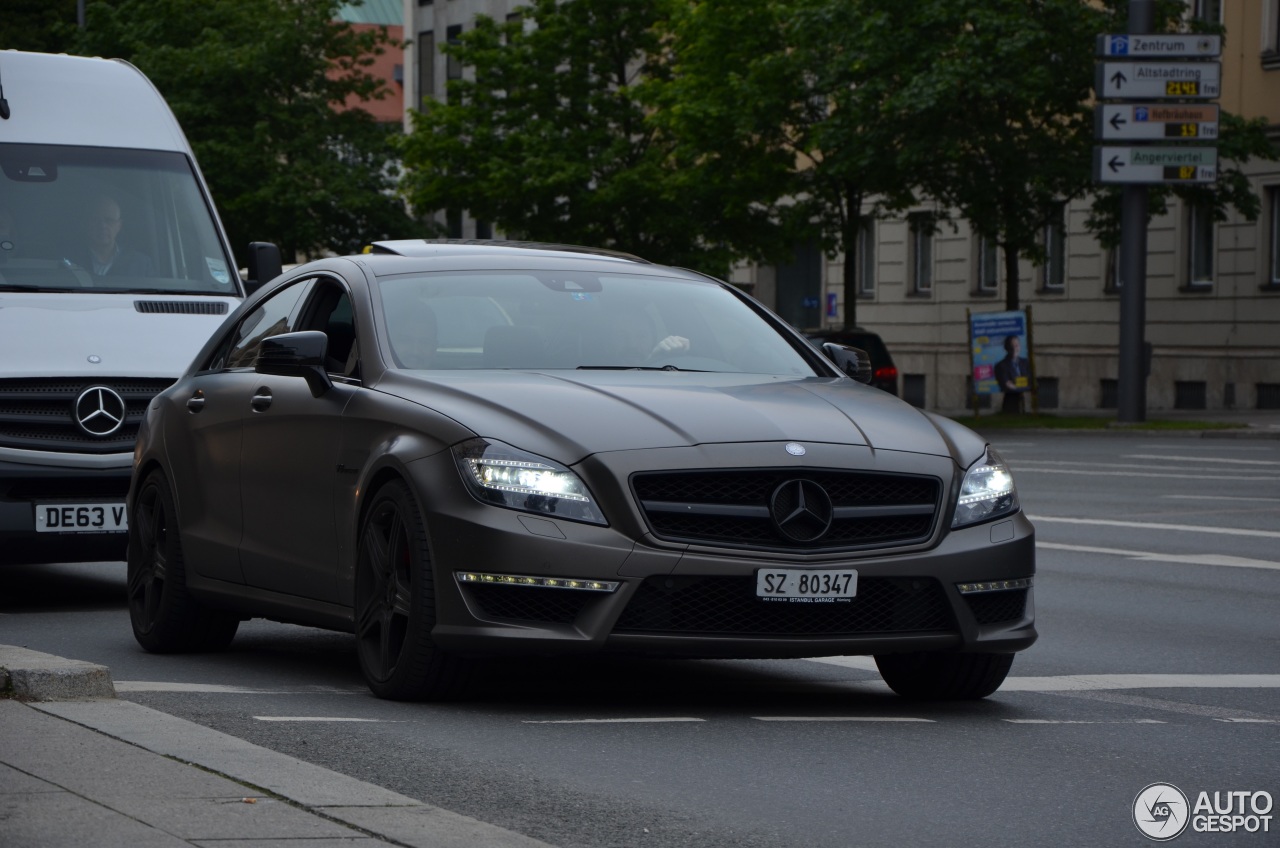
405, 0, 1280, 412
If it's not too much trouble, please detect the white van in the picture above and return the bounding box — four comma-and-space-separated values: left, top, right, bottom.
0, 50, 280, 565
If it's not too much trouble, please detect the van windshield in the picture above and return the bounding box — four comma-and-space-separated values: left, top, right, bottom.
0, 143, 238, 296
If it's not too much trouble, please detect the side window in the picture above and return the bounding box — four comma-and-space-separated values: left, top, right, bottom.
297, 278, 360, 378
208, 281, 311, 371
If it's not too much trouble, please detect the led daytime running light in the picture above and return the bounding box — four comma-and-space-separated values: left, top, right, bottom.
956, 578, 1033, 594
456, 571, 618, 592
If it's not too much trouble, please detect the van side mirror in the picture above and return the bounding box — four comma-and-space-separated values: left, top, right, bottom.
822, 342, 874, 384
244, 242, 283, 295
255, 331, 332, 398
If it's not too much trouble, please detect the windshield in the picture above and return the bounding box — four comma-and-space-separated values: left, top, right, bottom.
377, 270, 819, 376
0, 143, 237, 295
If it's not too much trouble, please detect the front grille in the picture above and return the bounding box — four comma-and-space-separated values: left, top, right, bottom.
135, 300, 229, 315
0, 378, 173, 454
614, 576, 954, 636
633, 469, 941, 552
465, 584, 594, 624
965, 589, 1028, 625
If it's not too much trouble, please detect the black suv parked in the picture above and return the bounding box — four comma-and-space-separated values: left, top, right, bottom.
803, 328, 899, 396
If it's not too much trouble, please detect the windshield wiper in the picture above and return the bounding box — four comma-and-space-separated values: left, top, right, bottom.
0, 285, 81, 293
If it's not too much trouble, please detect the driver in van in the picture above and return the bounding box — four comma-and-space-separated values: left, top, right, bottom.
65, 194, 156, 277
0, 206, 16, 258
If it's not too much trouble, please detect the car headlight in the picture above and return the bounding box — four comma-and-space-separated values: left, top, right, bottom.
952, 446, 1019, 528
452, 438, 606, 525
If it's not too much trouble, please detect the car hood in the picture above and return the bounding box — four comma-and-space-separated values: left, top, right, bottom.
376, 370, 971, 464
0, 293, 237, 378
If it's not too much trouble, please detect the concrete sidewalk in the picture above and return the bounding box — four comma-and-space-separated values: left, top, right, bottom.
1, 646, 553, 848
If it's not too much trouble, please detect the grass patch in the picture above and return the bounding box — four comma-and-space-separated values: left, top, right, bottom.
947, 413, 1245, 431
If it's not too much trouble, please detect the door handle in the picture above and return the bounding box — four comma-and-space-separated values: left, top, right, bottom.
250, 388, 272, 413
186, 392, 205, 413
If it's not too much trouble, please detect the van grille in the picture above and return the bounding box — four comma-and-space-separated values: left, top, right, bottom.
0, 378, 174, 454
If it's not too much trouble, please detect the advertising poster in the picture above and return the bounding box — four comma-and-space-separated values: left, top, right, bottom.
971, 310, 1030, 395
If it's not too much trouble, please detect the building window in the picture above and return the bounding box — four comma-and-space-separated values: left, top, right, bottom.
1105, 247, 1122, 293
975, 235, 999, 295
1041, 203, 1066, 291
1267, 187, 1280, 289
446, 208, 463, 239
1187, 202, 1214, 287
1192, 0, 1222, 23
856, 218, 876, 297
908, 214, 933, 295
417, 31, 435, 109
446, 25, 463, 80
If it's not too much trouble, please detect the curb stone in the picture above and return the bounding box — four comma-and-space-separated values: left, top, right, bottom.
0, 645, 116, 701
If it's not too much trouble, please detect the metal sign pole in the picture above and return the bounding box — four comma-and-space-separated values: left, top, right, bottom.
1117, 0, 1154, 423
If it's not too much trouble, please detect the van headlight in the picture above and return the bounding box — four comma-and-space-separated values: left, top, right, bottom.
453, 438, 606, 525
952, 447, 1019, 528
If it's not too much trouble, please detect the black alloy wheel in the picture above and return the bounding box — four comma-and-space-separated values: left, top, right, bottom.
355, 479, 468, 700
127, 470, 239, 652
875, 651, 1015, 700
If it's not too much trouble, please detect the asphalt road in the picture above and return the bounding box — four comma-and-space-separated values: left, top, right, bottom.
2, 433, 1277, 847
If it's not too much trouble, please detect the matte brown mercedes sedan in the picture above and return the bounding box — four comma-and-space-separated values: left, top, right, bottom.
127, 241, 1035, 700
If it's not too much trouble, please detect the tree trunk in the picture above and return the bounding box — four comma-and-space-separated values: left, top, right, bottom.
842, 187, 863, 330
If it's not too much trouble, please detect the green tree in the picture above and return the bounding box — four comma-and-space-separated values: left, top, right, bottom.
649, 0, 952, 328
893, 0, 1102, 312
0, 0, 79, 54
72, 0, 413, 264
399, 0, 779, 276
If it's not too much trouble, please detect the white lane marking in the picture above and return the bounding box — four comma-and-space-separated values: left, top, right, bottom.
753, 716, 934, 723
998, 675, 1280, 692
115, 681, 364, 694
799, 661, 1280, 692
1028, 515, 1280, 539
253, 716, 382, 722
1003, 719, 1166, 724
1163, 495, 1280, 503
1013, 467, 1268, 481
1014, 459, 1253, 471
1213, 718, 1280, 723
1037, 541, 1280, 571
522, 718, 705, 724
804, 656, 880, 671
1125, 454, 1280, 466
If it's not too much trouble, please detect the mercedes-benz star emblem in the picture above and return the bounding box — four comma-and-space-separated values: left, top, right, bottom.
769, 479, 834, 543
74, 386, 127, 437
785, 442, 806, 456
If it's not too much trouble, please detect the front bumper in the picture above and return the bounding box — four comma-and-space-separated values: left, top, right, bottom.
0, 457, 132, 565
410, 446, 1037, 660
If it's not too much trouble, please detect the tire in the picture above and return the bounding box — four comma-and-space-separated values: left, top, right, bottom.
355, 479, 469, 700
875, 652, 1014, 700
127, 470, 239, 653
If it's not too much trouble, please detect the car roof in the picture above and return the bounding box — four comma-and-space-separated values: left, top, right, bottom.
368, 239, 652, 265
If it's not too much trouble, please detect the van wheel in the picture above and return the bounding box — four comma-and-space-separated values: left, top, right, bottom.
875, 652, 1014, 700
355, 480, 469, 700
128, 470, 239, 652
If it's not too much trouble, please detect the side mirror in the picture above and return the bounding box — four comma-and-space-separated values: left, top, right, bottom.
255, 331, 332, 398
822, 342, 874, 385
244, 242, 283, 295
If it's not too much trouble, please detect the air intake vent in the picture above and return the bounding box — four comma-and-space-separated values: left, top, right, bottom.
134, 300, 229, 315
